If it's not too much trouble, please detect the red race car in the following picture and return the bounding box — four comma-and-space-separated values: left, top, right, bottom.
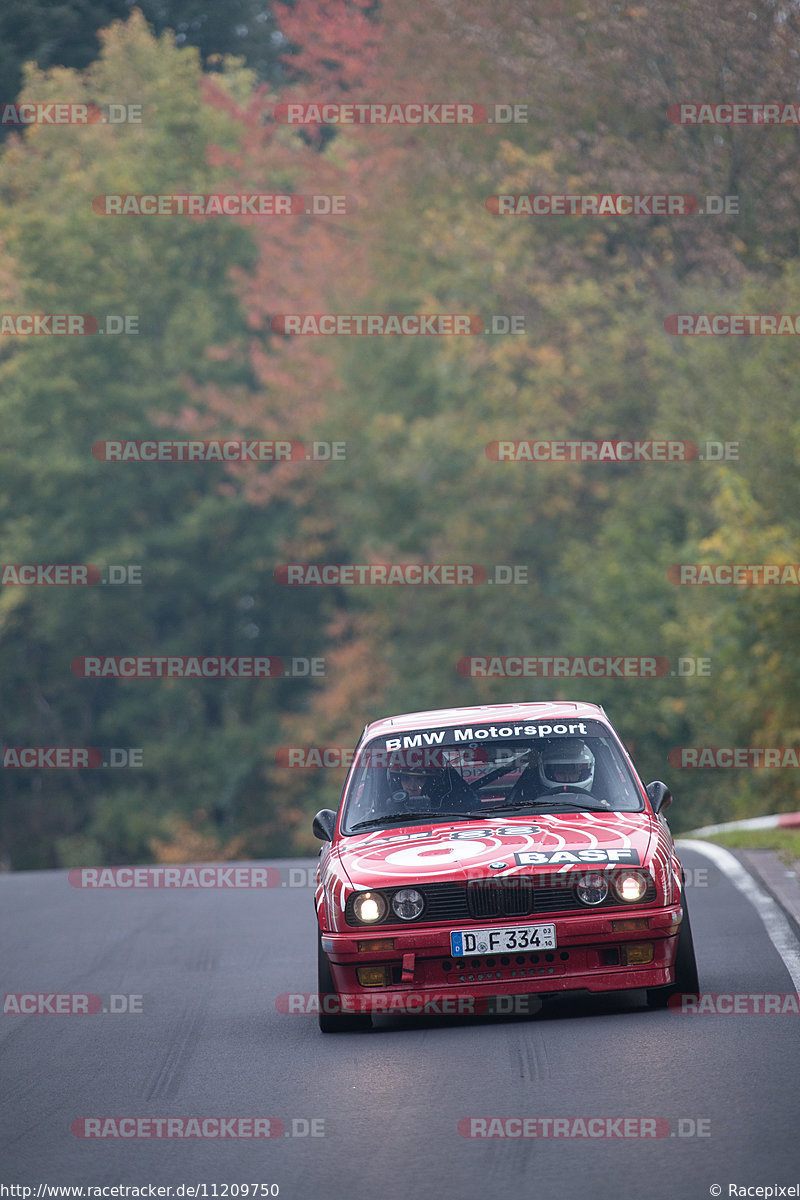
312, 702, 698, 1031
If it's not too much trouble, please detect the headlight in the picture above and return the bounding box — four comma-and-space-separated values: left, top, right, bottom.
575, 871, 609, 906
352, 891, 387, 923
612, 871, 649, 903
391, 888, 425, 921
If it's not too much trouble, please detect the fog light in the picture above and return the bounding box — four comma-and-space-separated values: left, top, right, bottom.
356, 964, 391, 987
620, 942, 654, 965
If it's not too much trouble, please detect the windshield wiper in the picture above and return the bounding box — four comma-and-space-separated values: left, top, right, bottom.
349, 811, 469, 830
468, 795, 611, 815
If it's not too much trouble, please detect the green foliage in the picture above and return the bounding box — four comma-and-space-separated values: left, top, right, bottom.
0, 13, 326, 867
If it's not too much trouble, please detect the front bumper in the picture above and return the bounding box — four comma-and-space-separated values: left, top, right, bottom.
321, 904, 682, 1010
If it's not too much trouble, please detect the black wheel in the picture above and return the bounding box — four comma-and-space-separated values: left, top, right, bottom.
647, 891, 700, 1009
317, 934, 371, 1032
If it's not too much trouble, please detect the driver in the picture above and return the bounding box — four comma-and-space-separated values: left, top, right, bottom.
537, 739, 595, 793
386, 749, 474, 812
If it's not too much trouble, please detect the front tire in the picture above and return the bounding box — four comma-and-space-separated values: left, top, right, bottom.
647, 892, 699, 1009
317, 934, 371, 1032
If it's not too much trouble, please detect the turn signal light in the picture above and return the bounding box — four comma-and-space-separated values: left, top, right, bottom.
611, 918, 649, 932
357, 939, 395, 952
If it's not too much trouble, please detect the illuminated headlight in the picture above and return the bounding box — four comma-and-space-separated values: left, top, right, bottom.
612, 871, 649, 903
391, 888, 425, 921
575, 871, 609, 906
352, 891, 387, 923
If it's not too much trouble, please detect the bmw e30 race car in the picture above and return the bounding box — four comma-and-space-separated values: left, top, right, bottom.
312, 702, 698, 1031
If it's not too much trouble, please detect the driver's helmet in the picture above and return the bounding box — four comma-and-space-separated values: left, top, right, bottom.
537, 739, 595, 791
387, 749, 449, 809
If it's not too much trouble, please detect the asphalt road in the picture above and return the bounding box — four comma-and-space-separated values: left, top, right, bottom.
2, 845, 798, 1200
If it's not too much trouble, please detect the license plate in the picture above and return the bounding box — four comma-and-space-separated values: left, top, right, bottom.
450, 924, 557, 956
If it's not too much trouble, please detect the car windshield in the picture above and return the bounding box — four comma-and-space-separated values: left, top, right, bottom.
340, 718, 644, 833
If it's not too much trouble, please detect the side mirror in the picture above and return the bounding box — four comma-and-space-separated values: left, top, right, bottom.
312, 808, 337, 842
646, 780, 672, 815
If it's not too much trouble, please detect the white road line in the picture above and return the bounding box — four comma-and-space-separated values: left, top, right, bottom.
678, 838, 800, 991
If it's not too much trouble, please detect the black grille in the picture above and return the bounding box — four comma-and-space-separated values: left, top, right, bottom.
419, 875, 656, 922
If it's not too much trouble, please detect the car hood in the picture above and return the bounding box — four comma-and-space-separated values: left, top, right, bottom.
335, 811, 655, 890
